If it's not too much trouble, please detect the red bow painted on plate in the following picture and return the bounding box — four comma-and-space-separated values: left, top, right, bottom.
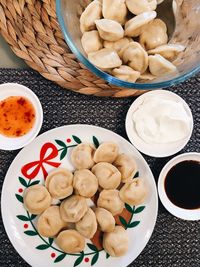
21, 142, 61, 180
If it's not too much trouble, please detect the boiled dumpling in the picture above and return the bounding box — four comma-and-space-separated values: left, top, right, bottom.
71, 143, 95, 170
122, 42, 148, 73
125, 11, 157, 37
148, 54, 177, 76
112, 65, 140, 82
97, 189, 124, 216
75, 208, 97, 238
56, 230, 85, 253
95, 19, 124, 41
60, 195, 88, 223
102, 0, 127, 25
114, 154, 137, 182
73, 169, 98, 197
81, 30, 103, 54
24, 185, 51, 215
92, 162, 121, 189
139, 71, 156, 81
88, 48, 122, 69
148, 44, 185, 60
119, 178, 147, 205
103, 38, 131, 58
126, 0, 157, 15
103, 226, 128, 257
80, 0, 102, 33
37, 206, 68, 237
45, 168, 73, 200
139, 19, 168, 50
95, 207, 115, 232
93, 142, 119, 163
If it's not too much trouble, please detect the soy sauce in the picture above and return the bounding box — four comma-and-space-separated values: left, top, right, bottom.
165, 160, 200, 210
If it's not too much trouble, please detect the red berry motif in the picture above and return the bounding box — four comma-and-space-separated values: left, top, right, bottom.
18, 188, 23, 193
51, 253, 56, 258
85, 257, 89, 263
66, 138, 71, 143
24, 224, 28, 229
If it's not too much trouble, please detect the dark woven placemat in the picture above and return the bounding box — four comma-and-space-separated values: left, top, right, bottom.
0, 69, 199, 267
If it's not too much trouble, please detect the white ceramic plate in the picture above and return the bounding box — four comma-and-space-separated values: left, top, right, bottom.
126, 90, 193, 157
1, 125, 158, 267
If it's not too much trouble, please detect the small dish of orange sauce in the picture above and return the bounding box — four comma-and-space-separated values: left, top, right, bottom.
0, 83, 43, 150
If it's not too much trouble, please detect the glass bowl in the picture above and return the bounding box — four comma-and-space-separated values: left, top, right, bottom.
56, 0, 200, 90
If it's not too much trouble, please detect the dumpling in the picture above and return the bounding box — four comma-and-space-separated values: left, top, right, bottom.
125, 11, 157, 37
148, 54, 177, 76
95, 19, 124, 41
45, 168, 73, 200
37, 206, 68, 237
148, 44, 185, 60
112, 65, 140, 82
60, 195, 88, 223
95, 207, 115, 232
139, 71, 156, 81
73, 169, 98, 197
126, 0, 157, 15
80, 0, 102, 33
103, 226, 128, 257
139, 19, 168, 50
103, 37, 131, 58
122, 42, 148, 73
119, 178, 147, 205
71, 143, 95, 170
81, 30, 103, 54
92, 162, 121, 189
56, 230, 85, 253
102, 0, 127, 25
24, 185, 51, 215
93, 142, 119, 163
88, 48, 122, 69
113, 154, 137, 182
97, 189, 124, 216
75, 208, 97, 238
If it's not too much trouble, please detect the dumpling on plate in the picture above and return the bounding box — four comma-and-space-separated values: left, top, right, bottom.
75, 208, 97, 239
56, 230, 85, 253
126, 0, 157, 15
112, 65, 140, 82
45, 168, 73, 200
37, 206, 68, 237
60, 195, 88, 223
73, 169, 98, 198
92, 162, 121, 189
24, 185, 51, 215
95, 207, 115, 232
95, 19, 124, 41
148, 54, 177, 76
81, 30, 103, 54
97, 189, 124, 216
119, 178, 147, 205
102, 0, 127, 25
93, 142, 119, 163
71, 143, 95, 170
148, 44, 185, 61
103, 226, 128, 257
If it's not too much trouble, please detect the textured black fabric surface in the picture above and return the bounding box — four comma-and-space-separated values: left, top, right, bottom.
0, 69, 199, 267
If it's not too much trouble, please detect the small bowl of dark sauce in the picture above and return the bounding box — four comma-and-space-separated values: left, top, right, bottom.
158, 153, 200, 220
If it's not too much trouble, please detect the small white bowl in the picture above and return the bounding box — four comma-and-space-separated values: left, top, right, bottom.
158, 152, 200, 221
125, 90, 193, 157
0, 83, 43, 150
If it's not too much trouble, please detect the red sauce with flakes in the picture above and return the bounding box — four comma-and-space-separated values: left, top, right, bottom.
0, 96, 36, 137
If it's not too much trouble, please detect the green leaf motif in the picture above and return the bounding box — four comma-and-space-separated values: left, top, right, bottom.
106, 253, 110, 259
125, 203, 133, 213
128, 221, 140, 228
93, 136, 100, 148
29, 180, 40, 187
36, 244, 50, 250
16, 215, 29, 221
133, 171, 139, 178
30, 214, 37, 220
19, 177, 28, 187
54, 253, 66, 263
134, 206, 145, 214
60, 148, 67, 160
119, 216, 128, 228
74, 252, 84, 267
72, 135, 82, 144
91, 253, 99, 266
15, 194, 23, 203
24, 230, 37, 236
55, 139, 67, 148
87, 243, 98, 252
48, 238, 54, 245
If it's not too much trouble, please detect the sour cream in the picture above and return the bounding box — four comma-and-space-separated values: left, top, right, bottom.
132, 96, 191, 144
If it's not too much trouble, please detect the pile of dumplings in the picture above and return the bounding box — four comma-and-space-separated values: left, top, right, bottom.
23, 142, 147, 257
80, 0, 185, 82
